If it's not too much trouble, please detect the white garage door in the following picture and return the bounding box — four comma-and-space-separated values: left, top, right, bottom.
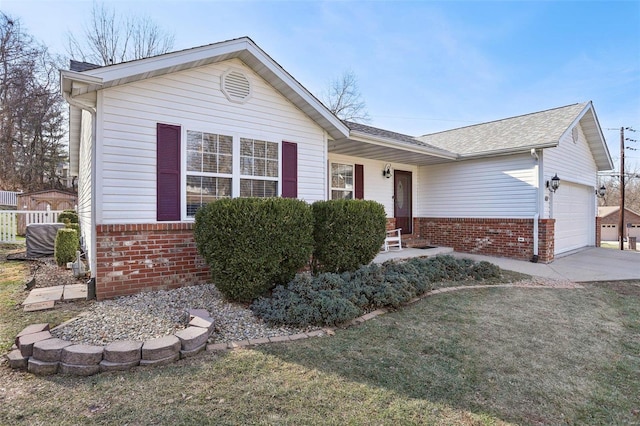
553, 182, 594, 254
601, 224, 618, 241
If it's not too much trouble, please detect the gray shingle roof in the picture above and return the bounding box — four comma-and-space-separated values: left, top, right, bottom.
416, 102, 589, 156
344, 121, 456, 156
69, 60, 101, 72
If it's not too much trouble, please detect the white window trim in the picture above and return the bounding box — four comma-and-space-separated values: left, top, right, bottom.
181, 127, 282, 220
329, 161, 355, 200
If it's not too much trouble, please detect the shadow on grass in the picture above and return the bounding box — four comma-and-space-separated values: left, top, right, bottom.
256, 283, 640, 425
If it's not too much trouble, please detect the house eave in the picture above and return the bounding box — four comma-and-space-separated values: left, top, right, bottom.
348, 130, 457, 160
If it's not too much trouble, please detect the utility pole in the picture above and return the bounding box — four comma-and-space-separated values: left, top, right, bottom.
619, 127, 625, 250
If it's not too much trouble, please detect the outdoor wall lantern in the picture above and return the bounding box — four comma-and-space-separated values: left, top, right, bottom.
546, 173, 560, 193
596, 185, 606, 198
382, 163, 392, 179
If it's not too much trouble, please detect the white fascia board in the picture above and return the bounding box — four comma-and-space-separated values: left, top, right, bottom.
560, 101, 614, 171
348, 131, 458, 160
83, 38, 252, 81
60, 70, 103, 95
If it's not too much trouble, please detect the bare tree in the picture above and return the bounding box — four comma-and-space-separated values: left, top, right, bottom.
0, 13, 67, 191
322, 70, 371, 123
66, 2, 175, 66
599, 166, 640, 213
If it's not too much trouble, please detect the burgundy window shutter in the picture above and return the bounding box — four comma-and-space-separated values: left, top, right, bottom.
157, 123, 181, 221
355, 164, 364, 199
281, 141, 298, 198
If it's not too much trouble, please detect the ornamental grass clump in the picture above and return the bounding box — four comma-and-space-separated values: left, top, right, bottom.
251, 255, 502, 327
194, 197, 314, 303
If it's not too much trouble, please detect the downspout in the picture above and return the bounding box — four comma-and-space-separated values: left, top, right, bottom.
63, 91, 98, 297
531, 149, 540, 262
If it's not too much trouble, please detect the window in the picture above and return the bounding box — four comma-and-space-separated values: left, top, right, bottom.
240, 138, 278, 197
185, 131, 232, 217
183, 130, 281, 217
331, 163, 354, 200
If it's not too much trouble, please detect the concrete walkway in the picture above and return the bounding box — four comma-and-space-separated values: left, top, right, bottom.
22, 284, 87, 311
374, 246, 640, 282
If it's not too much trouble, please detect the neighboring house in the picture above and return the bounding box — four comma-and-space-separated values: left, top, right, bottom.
60, 37, 614, 300
598, 206, 640, 241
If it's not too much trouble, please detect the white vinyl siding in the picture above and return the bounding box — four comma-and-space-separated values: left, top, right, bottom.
78, 110, 95, 275
417, 154, 537, 218
328, 154, 417, 218
97, 59, 326, 224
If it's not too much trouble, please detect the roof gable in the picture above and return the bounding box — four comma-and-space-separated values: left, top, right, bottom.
416, 102, 613, 170
61, 37, 349, 140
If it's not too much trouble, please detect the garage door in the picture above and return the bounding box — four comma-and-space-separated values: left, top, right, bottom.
601, 224, 618, 241
553, 182, 594, 254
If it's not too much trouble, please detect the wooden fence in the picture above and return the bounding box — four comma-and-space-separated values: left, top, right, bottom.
0, 210, 62, 243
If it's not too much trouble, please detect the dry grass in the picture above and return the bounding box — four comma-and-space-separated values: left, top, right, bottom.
0, 243, 638, 425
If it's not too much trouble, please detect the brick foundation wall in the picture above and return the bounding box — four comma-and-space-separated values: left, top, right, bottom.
537, 219, 555, 263
385, 218, 397, 231
414, 217, 555, 263
95, 223, 210, 300
595, 216, 602, 247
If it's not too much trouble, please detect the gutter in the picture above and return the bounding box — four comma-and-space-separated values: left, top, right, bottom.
457, 141, 558, 161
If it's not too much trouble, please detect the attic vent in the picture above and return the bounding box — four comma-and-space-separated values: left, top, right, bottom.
221, 69, 252, 104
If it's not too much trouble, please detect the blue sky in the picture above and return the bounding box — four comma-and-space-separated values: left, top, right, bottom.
4, 0, 640, 169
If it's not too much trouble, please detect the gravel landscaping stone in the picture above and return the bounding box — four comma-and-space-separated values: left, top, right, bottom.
50, 283, 321, 346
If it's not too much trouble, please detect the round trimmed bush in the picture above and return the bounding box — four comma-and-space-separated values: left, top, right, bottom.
194, 197, 314, 302
57, 210, 78, 224
311, 199, 386, 273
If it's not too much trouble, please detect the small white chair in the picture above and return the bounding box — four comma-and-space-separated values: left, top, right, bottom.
383, 228, 402, 251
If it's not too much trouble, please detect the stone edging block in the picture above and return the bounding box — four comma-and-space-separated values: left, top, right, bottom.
28, 358, 58, 375
60, 363, 101, 376
141, 335, 180, 361
174, 327, 209, 351
32, 338, 73, 362
99, 359, 140, 372
15, 323, 49, 346
62, 344, 104, 365
103, 340, 142, 363
18, 331, 52, 357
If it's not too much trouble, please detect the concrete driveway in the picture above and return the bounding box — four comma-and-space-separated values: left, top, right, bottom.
451, 247, 640, 282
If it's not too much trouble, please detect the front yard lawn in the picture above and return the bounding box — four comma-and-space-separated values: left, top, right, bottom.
0, 244, 638, 425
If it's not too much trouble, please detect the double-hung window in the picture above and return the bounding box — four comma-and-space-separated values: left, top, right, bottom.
240, 138, 279, 197
330, 162, 354, 200
185, 130, 233, 217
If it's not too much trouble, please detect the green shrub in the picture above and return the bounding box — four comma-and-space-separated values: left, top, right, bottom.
55, 228, 78, 266
251, 255, 502, 327
57, 210, 78, 224
65, 222, 81, 250
311, 199, 386, 273
194, 197, 314, 302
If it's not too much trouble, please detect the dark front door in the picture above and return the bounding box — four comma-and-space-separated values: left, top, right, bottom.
394, 170, 412, 234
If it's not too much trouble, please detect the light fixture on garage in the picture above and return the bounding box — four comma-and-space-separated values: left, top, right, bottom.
546, 174, 560, 193
382, 163, 392, 179
596, 185, 606, 198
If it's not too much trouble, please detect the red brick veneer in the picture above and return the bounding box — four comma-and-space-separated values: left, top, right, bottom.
95, 223, 210, 300
414, 217, 556, 263
595, 216, 602, 247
